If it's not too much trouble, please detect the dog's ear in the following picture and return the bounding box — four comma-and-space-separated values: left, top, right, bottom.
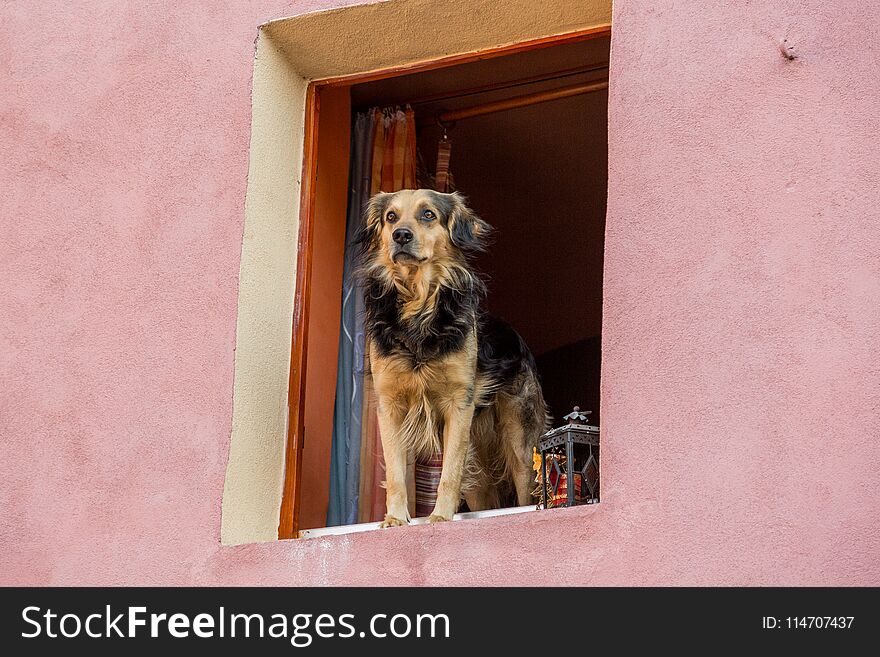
445, 193, 492, 252
353, 192, 391, 256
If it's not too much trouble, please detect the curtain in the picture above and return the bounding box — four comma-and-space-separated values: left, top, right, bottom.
327, 107, 417, 527
326, 110, 373, 527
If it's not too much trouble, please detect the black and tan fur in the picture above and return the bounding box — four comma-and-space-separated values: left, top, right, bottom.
355, 189, 550, 527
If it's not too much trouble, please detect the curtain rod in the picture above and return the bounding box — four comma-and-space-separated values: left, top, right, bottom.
408, 62, 609, 107
435, 78, 608, 124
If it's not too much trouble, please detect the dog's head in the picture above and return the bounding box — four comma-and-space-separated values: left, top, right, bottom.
355, 189, 491, 268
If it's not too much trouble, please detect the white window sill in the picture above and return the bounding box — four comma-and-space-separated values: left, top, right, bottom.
298, 505, 538, 539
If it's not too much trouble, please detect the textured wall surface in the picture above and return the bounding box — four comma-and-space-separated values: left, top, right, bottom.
1, 0, 878, 585
602, 0, 880, 584
221, 26, 309, 547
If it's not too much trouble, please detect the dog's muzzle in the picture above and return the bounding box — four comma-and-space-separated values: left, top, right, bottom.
391, 248, 424, 263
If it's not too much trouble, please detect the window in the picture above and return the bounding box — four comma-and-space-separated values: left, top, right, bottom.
219, 0, 613, 547
284, 28, 611, 538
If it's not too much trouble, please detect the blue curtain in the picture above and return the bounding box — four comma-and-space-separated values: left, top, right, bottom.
326, 110, 375, 526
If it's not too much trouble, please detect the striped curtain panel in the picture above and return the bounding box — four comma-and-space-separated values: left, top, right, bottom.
327, 106, 419, 527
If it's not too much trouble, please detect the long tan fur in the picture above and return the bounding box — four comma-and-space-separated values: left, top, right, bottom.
357, 189, 550, 527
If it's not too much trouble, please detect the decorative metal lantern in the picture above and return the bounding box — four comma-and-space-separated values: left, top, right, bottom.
538, 407, 599, 508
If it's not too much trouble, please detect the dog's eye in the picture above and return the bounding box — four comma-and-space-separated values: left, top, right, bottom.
385, 211, 397, 223
422, 210, 436, 221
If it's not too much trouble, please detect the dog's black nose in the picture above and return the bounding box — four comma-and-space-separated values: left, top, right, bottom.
392, 228, 413, 245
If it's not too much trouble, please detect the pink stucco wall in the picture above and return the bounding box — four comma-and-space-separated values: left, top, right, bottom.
2, 0, 878, 585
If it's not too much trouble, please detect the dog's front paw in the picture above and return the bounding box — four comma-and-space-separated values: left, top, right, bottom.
426, 514, 451, 524
379, 515, 408, 528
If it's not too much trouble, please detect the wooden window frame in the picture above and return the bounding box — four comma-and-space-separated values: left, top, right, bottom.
278, 23, 612, 539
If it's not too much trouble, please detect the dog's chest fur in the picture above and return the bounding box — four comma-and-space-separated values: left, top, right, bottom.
365, 276, 477, 367
364, 274, 484, 455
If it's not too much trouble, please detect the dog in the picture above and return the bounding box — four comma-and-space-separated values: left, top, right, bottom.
355, 189, 550, 527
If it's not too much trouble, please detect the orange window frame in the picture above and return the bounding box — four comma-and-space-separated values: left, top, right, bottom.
278, 23, 612, 539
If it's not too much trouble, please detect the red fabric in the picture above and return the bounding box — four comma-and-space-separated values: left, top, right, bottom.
415, 451, 443, 517
543, 455, 585, 508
